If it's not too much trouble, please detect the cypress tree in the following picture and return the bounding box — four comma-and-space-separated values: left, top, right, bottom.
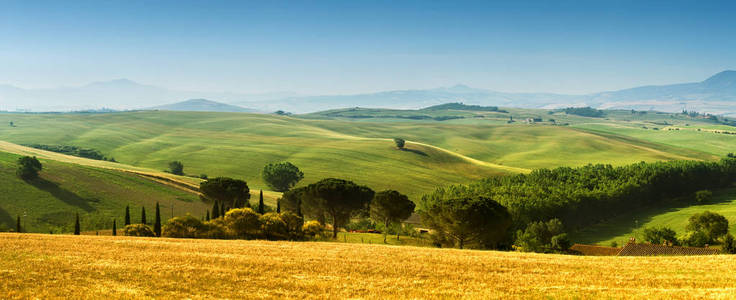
112, 219, 117, 236
220, 202, 226, 217
74, 213, 80, 235
141, 207, 147, 225
276, 199, 281, 213
16, 215, 21, 233
124, 205, 131, 226
212, 201, 220, 219
258, 190, 265, 214
154, 202, 161, 237
206, 210, 210, 221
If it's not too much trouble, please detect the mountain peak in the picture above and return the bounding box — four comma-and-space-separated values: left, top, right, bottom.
702, 70, 736, 88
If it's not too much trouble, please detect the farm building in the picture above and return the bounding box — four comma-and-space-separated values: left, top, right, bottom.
571, 241, 720, 256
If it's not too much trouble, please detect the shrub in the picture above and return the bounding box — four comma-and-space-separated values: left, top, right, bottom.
280, 212, 304, 239
722, 234, 736, 254
163, 214, 206, 238
550, 233, 572, 251
642, 226, 679, 245
17, 156, 42, 180
695, 190, 713, 204
260, 213, 288, 240
123, 224, 156, 237
393, 138, 405, 149
686, 211, 729, 243
202, 219, 230, 239
679, 231, 709, 247
302, 220, 324, 237
224, 208, 261, 238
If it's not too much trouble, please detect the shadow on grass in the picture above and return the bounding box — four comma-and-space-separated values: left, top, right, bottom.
0, 206, 13, 230
400, 148, 428, 156
28, 178, 94, 212
571, 189, 736, 244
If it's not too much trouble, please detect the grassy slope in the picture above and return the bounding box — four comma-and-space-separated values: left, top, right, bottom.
2, 234, 736, 299
0, 151, 208, 233
0, 111, 717, 200
572, 188, 736, 246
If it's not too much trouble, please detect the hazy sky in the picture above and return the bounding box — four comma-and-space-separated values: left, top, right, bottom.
1, 0, 735, 95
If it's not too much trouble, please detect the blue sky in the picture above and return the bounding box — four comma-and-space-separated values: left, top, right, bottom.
1, 0, 735, 94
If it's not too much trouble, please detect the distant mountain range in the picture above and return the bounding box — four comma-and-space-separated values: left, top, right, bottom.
149, 99, 257, 113
1, 71, 735, 115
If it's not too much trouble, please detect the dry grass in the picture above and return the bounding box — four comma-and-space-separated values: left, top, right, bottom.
1, 234, 736, 299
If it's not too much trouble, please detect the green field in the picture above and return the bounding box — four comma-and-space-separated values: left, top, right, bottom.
572, 187, 736, 246
0, 150, 208, 232
1, 108, 735, 242
0, 110, 723, 200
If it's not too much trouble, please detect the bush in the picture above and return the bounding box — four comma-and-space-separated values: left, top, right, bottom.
202, 219, 230, 239
302, 220, 324, 237
17, 156, 42, 180
168, 161, 184, 175
280, 212, 304, 239
514, 219, 566, 253
393, 138, 405, 149
642, 226, 679, 245
123, 224, 156, 237
686, 211, 729, 243
695, 190, 713, 204
163, 215, 205, 238
722, 234, 736, 254
550, 233, 572, 251
259, 213, 288, 240
679, 230, 709, 247
224, 208, 261, 238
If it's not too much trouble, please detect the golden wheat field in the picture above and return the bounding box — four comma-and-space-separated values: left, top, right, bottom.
1, 233, 735, 299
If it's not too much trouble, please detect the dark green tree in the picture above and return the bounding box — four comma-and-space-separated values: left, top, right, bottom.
112, 219, 117, 236
421, 196, 512, 249
642, 226, 679, 245
124, 205, 131, 226
168, 161, 184, 175
370, 190, 415, 243
212, 201, 220, 219
276, 200, 281, 213
206, 210, 210, 221
200, 177, 251, 209
141, 207, 147, 225
154, 202, 162, 237
686, 211, 729, 243
514, 219, 568, 253
393, 138, 405, 149
723, 234, 736, 254
74, 213, 80, 235
261, 162, 304, 192
301, 178, 375, 238
258, 190, 265, 214
16, 156, 42, 180
16, 215, 21, 233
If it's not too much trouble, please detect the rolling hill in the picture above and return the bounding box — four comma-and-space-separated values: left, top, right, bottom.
0, 150, 208, 233
0, 110, 723, 201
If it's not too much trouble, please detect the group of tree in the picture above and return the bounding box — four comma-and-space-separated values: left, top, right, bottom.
514, 219, 571, 253
418, 157, 736, 251
23, 144, 116, 162
16, 156, 42, 180
120, 203, 163, 237
162, 209, 320, 240
562, 107, 605, 118
640, 211, 735, 253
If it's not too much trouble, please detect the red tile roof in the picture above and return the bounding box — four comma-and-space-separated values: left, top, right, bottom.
616, 243, 719, 256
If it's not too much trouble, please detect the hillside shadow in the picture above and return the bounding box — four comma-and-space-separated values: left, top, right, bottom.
400, 148, 428, 156
28, 178, 94, 212
571, 190, 736, 244
0, 207, 13, 230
